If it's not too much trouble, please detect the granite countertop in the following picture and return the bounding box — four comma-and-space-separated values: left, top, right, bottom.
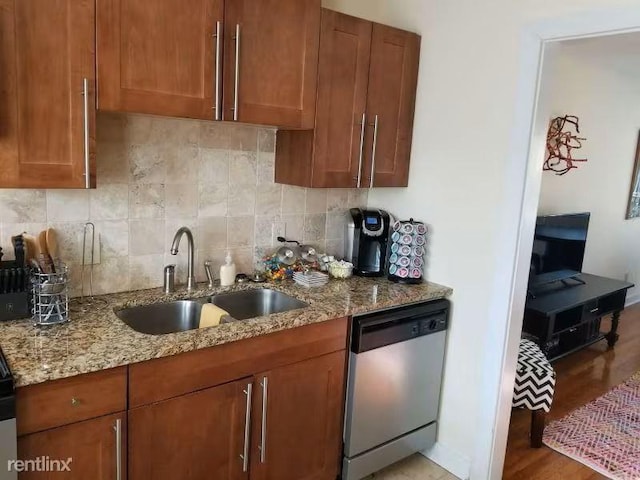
0, 277, 452, 388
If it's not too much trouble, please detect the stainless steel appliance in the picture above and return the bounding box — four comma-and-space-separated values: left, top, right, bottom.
0, 348, 16, 480
345, 209, 392, 277
342, 300, 449, 480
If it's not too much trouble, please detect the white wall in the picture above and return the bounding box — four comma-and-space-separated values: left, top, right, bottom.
539, 37, 640, 303
323, 1, 640, 479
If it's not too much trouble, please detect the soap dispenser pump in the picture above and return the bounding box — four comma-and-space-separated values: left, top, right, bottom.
220, 251, 236, 287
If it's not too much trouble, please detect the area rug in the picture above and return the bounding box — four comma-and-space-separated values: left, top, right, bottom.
542, 371, 640, 480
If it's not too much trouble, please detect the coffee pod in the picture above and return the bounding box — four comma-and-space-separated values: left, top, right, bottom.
389, 253, 399, 265
401, 223, 415, 234
410, 268, 422, 278
415, 235, 426, 246
393, 221, 402, 232
397, 256, 411, 267
391, 231, 401, 242
411, 256, 423, 268
412, 246, 425, 257
400, 234, 413, 245
399, 245, 412, 256
416, 223, 427, 235
389, 264, 398, 275
391, 243, 399, 254
397, 267, 409, 278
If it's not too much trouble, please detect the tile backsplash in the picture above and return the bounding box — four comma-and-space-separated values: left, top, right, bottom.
0, 113, 368, 296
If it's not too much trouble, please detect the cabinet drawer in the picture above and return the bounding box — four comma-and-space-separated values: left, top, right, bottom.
16, 367, 127, 436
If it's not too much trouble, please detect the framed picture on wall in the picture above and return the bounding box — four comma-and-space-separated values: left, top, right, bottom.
627, 131, 640, 219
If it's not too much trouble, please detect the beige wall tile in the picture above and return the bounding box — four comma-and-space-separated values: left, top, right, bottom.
327, 189, 350, 213
229, 151, 257, 185
256, 184, 282, 216
164, 144, 199, 184
165, 184, 198, 219
197, 217, 227, 250
92, 257, 131, 295
129, 254, 164, 290
255, 215, 278, 246
281, 186, 306, 215
305, 189, 328, 214
46, 190, 89, 222
200, 123, 258, 151
47, 222, 86, 264
281, 214, 304, 241
123, 115, 154, 145
96, 142, 129, 184
258, 129, 276, 153
228, 184, 256, 216
94, 220, 129, 259
198, 183, 228, 217
148, 116, 199, 146
348, 189, 369, 208
257, 151, 276, 185
90, 184, 129, 220
129, 219, 165, 256
128, 144, 166, 183
227, 216, 254, 247
129, 184, 165, 219
326, 212, 347, 240
0, 190, 46, 223
303, 214, 326, 243
199, 148, 229, 184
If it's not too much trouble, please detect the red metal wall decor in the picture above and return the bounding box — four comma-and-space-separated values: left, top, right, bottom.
544, 115, 588, 176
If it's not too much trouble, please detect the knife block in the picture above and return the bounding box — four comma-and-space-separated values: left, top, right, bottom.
0, 261, 31, 321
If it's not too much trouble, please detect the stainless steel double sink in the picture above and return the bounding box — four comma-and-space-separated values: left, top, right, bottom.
115, 288, 308, 335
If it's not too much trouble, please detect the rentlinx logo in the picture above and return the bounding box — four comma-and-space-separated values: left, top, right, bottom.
8, 456, 73, 472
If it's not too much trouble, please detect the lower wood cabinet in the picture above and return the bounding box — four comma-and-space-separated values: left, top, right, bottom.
128, 378, 250, 480
250, 351, 346, 480
17, 412, 126, 480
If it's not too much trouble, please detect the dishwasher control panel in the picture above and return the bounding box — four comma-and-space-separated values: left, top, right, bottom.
351, 299, 449, 353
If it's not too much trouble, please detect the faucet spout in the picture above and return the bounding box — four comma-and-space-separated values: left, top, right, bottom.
170, 227, 196, 291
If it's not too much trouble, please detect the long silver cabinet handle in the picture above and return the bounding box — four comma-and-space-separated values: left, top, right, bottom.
259, 377, 268, 463
113, 418, 122, 480
356, 113, 366, 188
82, 78, 90, 189
232, 24, 241, 121
240, 383, 253, 472
369, 115, 379, 188
213, 21, 222, 120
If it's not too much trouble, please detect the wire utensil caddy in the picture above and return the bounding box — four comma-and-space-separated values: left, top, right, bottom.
31, 263, 69, 326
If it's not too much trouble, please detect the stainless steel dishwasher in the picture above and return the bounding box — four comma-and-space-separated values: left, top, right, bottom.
342, 299, 449, 480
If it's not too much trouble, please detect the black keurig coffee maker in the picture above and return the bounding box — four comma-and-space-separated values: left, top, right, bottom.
345, 208, 391, 276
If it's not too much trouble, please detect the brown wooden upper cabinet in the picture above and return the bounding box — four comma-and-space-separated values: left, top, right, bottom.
97, 0, 320, 129
275, 10, 420, 188
0, 0, 96, 189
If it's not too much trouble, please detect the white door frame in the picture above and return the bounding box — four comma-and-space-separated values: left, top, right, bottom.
479, 7, 640, 480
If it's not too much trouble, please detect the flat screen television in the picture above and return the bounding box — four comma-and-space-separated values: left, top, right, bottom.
530, 212, 590, 277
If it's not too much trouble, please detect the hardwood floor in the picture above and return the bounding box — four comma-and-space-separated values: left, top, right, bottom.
503, 303, 640, 479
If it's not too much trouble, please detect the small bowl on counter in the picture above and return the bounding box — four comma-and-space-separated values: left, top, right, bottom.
328, 261, 354, 279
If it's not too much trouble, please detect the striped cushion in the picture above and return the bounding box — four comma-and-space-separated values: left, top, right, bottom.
513, 339, 556, 413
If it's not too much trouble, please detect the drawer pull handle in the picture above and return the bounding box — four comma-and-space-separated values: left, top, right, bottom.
70, 397, 80, 407
259, 376, 268, 463
114, 418, 122, 480
240, 383, 252, 472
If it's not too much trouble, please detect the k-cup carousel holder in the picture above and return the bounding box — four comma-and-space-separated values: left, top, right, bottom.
388, 218, 427, 284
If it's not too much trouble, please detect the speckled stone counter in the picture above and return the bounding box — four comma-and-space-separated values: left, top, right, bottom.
0, 277, 452, 388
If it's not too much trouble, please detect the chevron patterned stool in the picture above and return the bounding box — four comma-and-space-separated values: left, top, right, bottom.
512, 338, 556, 448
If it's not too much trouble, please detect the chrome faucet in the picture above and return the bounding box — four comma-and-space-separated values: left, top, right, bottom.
170, 227, 196, 292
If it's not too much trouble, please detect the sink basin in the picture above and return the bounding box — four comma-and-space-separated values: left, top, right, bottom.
116, 298, 209, 335
116, 289, 308, 335
210, 288, 308, 320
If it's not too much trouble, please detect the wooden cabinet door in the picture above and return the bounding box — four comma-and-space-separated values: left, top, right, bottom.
0, 0, 96, 188
312, 10, 372, 188
17, 413, 125, 479
97, 0, 223, 120
250, 351, 346, 480
364, 24, 420, 188
223, 0, 320, 128
128, 378, 250, 480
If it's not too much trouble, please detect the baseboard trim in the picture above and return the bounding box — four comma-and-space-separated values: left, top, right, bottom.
421, 441, 471, 480
625, 292, 640, 308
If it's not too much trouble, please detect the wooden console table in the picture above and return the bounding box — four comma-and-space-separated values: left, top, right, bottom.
523, 273, 634, 362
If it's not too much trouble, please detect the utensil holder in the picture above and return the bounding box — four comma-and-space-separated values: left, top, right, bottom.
31, 263, 69, 326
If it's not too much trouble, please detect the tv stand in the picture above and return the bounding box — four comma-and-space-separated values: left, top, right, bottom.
528, 270, 585, 298
523, 273, 634, 361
